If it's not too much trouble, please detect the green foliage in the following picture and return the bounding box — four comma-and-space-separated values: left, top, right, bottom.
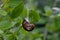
0, 0, 60, 40
44, 6, 52, 16
0, 10, 7, 16
10, 2, 24, 19
29, 10, 40, 23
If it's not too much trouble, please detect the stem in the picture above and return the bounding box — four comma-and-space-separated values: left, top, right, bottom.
1, 0, 9, 8
27, 7, 29, 20
43, 18, 52, 40
25, 0, 30, 21
43, 0, 57, 40
43, 25, 48, 40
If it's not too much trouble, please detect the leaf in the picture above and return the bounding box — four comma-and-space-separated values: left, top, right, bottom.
0, 15, 22, 30
0, 10, 7, 16
10, 2, 24, 19
2, 0, 7, 3
3, 0, 23, 13
44, 6, 52, 16
4, 34, 16, 40
20, 7, 27, 18
0, 30, 4, 34
0, 19, 18, 30
29, 10, 40, 23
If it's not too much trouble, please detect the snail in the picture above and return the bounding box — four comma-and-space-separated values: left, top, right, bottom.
22, 18, 35, 31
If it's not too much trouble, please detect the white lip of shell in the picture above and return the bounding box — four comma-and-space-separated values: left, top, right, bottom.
25, 18, 29, 22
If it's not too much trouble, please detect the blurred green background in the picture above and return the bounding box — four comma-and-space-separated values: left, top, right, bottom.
0, 0, 60, 40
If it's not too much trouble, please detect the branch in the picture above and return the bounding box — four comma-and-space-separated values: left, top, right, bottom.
43, 18, 52, 40
1, 0, 9, 8
43, 0, 57, 40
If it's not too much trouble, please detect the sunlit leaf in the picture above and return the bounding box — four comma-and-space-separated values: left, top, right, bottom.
3, 0, 23, 13
0, 10, 7, 16
29, 10, 40, 23
44, 6, 52, 16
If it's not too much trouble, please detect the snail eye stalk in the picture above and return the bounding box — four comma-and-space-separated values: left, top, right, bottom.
22, 19, 35, 31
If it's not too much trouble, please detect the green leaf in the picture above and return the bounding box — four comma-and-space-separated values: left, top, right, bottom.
0, 30, 4, 34
2, 0, 7, 3
10, 2, 24, 19
20, 8, 27, 18
4, 34, 16, 40
0, 20, 17, 30
0, 10, 7, 16
29, 10, 40, 23
3, 0, 23, 13
44, 6, 52, 16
